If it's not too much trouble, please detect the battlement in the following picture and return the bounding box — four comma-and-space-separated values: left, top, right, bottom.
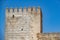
6, 7, 41, 13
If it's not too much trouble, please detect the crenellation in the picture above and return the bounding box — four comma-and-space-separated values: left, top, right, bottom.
32, 7, 36, 12
6, 7, 41, 15
37, 7, 41, 14
14, 8, 17, 13
32, 7, 38, 16
10, 8, 13, 13
19, 8, 22, 12
17, 8, 19, 12
13, 8, 19, 16
18, 8, 22, 15
6, 7, 42, 21
28, 7, 31, 13
6, 8, 9, 17
23, 8, 28, 15
6, 8, 10, 13
23, 7, 27, 12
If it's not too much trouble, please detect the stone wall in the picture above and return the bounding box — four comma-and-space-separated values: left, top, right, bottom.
37, 33, 60, 40
5, 7, 42, 40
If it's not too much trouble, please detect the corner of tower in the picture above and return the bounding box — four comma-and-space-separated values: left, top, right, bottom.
31, 7, 36, 13
28, 7, 31, 13
37, 6, 42, 34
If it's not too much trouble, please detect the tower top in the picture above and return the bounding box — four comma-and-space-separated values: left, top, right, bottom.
6, 7, 41, 13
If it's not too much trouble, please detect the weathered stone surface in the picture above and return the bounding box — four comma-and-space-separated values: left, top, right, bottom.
5, 7, 41, 40
37, 33, 60, 40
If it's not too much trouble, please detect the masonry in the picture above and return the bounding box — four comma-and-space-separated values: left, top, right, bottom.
5, 7, 42, 40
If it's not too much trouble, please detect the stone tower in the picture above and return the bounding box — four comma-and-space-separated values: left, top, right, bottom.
5, 7, 42, 40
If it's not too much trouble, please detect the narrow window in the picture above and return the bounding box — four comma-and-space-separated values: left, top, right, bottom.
21, 28, 23, 31
12, 15, 14, 18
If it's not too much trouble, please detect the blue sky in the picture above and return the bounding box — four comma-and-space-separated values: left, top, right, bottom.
0, 0, 60, 40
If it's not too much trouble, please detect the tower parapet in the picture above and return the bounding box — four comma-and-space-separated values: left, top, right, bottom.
6, 7, 41, 15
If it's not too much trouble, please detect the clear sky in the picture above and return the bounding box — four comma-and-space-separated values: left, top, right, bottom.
0, 0, 60, 40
